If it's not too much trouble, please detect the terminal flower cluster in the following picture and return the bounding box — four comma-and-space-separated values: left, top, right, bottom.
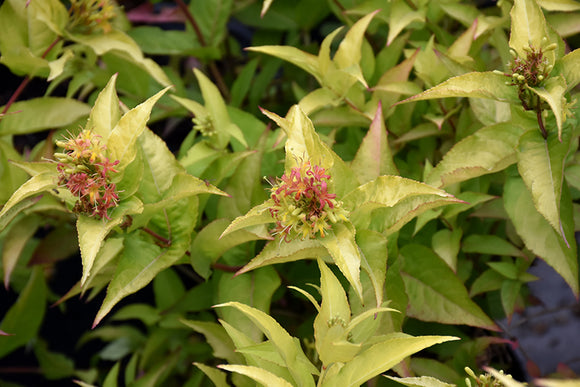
68, 0, 116, 34
269, 161, 348, 242
55, 130, 120, 219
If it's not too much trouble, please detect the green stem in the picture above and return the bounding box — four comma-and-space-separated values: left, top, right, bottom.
175, 0, 230, 101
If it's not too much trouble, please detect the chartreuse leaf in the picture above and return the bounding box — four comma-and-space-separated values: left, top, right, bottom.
387, 0, 425, 46
463, 235, 525, 258
357, 229, 388, 308
400, 72, 520, 105
219, 202, 274, 238
0, 267, 47, 358
426, 123, 525, 188
2, 215, 40, 288
194, 363, 229, 387
67, 30, 171, 87
385, 375, 455, 387
87, 74, 120, 141
215, 302, 316, 387
219, 320, 298, 385
0, 173, 57, 222
237, 238, 329, 275
314, 259, 357, 366
554, 48, 580, 91
528, 76, 568, 140
0, 97, 91, 135
509, 0, 554, 65
432, 228, 462, 272
107, 86, 170, 173
78, 196, 143, 287
342, 176, 461, 233
504, 178, 578, 296
400, 244, 499, 330
351, 103, 398, 185
194, 68, 247, 148
516, 127, 572, 242
319, 223, 363, 302
333, 10, 378, 88
93, 196, 197, 326
322, 334, 459, 387
218, 365, 294, 387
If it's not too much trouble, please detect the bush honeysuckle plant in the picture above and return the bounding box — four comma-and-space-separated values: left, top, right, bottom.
1, 0, 580, 386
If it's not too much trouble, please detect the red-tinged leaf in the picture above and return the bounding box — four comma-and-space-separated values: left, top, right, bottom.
400, 244, 500, 331
351, 103, 398, 185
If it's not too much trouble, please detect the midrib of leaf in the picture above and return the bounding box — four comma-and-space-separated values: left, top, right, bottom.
542, 137, 569, 247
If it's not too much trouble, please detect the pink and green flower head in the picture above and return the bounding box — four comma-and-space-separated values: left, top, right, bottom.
268, 160, 348, 242
55, 129, 120, 220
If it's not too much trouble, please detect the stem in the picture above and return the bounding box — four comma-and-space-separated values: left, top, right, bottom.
211, 262, 243, 273
536, 96, 548, 139
175, 0, 230, 101
1, 36, 62, 116
142, 227, 171, 247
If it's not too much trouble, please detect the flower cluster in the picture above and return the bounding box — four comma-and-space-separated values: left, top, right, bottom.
55, 130, 120, 219
506, 41, 556, 111
68, 0, 116, 34
268, 161, 348, 242
193, 115, 216, 138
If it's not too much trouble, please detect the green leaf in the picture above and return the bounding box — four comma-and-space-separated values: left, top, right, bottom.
504, 178, 578, 296
2, 215, 40, 288
323, 334, 459, 387
0, 97, 90, 135
400, 244, 499, 330
528, 76, 568, 140
215, 302, 316, 387
351, 103, 398, 185
0, 267, 47, 358
153, 268, 185, 310
182, 320, 240, 364
107, 86, 170, 173
218, 365, 294, 387
463, 235, 525, 258
0, 173, 57, 222
432, 228, 462, 272
342, 176, 461, 233
0, 140, 28, 203
219, 202, 274, 238
187, 0, 233, 48
319, 223, 363, 301
357, 229, 388, 308
517, 127, 572, 242
399, 72, 519, 105
426, 123, 524, 188
33, 340, 75, 380
88, 74, 120, 141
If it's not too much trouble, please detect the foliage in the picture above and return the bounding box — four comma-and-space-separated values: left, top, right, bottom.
1, 0, 580, 386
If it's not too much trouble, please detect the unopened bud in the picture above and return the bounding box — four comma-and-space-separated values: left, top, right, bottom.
544, 43, 557, 51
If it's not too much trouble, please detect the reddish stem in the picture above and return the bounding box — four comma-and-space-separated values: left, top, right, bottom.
211, 263, 243, 273
174, 0, 230, 101
1, 37, 62, 116
536, 96, 548, 139
142, 227, 172, 247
